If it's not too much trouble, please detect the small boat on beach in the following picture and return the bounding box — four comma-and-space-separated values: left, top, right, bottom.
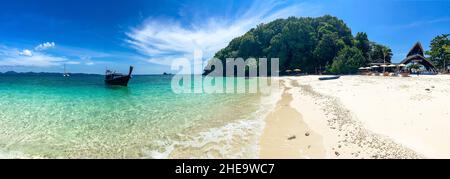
319, 76, 340, 81
105, 66, 134, 86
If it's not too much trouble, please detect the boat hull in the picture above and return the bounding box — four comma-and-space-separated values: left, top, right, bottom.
105, 66, 133, 86
319, 76, 340, 81
105, 76, 131, 86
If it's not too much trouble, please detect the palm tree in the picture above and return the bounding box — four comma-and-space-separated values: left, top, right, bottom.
381, 47, 393, 73
444, 45, 450, 53
408, 63, 421, 75
444, 45, 450, 72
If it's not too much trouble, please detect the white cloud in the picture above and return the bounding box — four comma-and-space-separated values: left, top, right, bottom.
35, 42, 56, 51
1, 42, 141, 70
85, 62, 95, 66
1, 53, 67, 67
0, 45, 71, 67
14, 42, 56, 58
126, 0, 320, 68
19, 49, 33, 57
381, 17, 450, 30
66, 61, 81, 65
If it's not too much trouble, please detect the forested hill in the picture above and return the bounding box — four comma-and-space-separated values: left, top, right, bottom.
205, 15, 393, 75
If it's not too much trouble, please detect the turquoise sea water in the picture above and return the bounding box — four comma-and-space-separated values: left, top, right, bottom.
0, 74, 274, 158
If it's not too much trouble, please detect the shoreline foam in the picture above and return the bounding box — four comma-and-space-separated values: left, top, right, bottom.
151, 82, 283, 159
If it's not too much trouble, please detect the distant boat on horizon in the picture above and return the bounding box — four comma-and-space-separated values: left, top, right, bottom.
105, 66, 134, 86
63, 64, 70, 77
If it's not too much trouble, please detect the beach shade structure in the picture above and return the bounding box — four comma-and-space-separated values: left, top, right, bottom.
398, 64, 407, 72
364, 67, 373, 75
360, 67, 370, 70
380, 64, 388, 73
358, 67, 370, 75
369, 65, 380, 75
388, 64, 397, 67
399, 42, 437, 73
371, 65, 379, 71
293, 69, 301, 75
396, 64, 408, 74
387, 64, 397, 73
285, 70, 292, 75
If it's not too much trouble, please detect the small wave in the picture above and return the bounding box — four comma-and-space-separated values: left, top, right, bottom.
146, 117, 265, 159
146, 84, 283, 159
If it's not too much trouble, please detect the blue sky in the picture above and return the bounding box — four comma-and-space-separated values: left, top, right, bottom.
0, 0, 449, 74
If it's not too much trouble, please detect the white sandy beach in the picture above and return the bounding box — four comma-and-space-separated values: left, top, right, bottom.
260, 75, 450, 159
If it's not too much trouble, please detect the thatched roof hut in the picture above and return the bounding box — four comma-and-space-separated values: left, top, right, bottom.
399, 42, 437, 72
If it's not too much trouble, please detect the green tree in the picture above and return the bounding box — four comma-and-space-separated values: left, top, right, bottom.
426, 34, 450, 72
314, 33, 345, 73
207, 15, 389, 75
382, 47, 392, 64
354, 32, 371, 58
408, 64, 421, 70
369, 43, 392, 63
329, 47, 367, 74
237, 33, 260, 57
445, 45, 450, 53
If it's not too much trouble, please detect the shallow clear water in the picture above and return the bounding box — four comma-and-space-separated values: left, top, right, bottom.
0, 74, 272, 158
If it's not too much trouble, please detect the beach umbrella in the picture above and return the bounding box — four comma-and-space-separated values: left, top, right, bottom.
388, 64, 397, 72
370, 65, 380, 73
358, 67, 365, 70
294, 69, 301, 72
380, 64, 388, 73
398, 64, 407, 71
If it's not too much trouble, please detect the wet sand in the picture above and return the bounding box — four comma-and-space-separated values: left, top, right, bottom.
259, 81, 325, 158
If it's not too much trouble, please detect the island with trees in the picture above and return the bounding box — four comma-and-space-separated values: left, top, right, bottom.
204, 15, 394, 76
